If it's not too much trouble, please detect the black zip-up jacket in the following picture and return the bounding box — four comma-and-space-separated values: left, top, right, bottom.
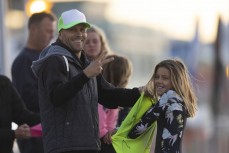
0, 75, 40, 153
31, 41, 140, 153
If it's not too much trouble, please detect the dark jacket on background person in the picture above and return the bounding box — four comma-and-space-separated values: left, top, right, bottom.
31, 40, 140, 153
11, 47, 44, 153
12, 48, 40, 113
0, 75, 40, 153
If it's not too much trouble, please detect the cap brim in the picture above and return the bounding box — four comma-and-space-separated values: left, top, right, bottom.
59, 22, 91, 32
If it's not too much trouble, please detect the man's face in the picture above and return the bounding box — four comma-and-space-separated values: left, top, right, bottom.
59, 24, 87, 57
34, 17, 56, 51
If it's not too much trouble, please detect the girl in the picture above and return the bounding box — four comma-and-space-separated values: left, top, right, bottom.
84, 25, 132, 153
99, 54, 132, 153
84, 24, 112, 60
128, 59, 197, 153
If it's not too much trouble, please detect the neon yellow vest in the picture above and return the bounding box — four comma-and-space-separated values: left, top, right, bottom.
112, 93, 157, 153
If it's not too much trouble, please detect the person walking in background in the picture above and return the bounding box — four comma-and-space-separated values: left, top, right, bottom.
128, 59, 198, 153
11, 12, 56, 153
31, 9, 140, 153
0, 75, 40, 153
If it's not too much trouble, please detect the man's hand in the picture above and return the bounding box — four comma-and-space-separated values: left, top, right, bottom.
138, 86, 145, 93
83, 52, 114, 78
14, 124, 31, 139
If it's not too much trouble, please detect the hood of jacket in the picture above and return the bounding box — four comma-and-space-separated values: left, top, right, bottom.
31, 44, 74, 78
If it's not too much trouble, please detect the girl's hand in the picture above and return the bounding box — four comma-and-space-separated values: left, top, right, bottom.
102, 129, 117, 144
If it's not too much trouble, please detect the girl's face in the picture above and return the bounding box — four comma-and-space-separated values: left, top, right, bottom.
84, 31, 102, 60
153, 67, 173, 96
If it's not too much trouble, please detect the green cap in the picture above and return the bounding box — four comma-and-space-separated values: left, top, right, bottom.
58, 9, 90, 32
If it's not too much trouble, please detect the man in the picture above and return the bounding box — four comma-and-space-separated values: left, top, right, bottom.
11, 12, 56, 153
0, 75, 40, 153
31, 9, 140, 153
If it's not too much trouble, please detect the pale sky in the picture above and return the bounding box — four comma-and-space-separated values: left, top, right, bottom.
40, 0, 229, 43
104, 0, 229, 43
5, 0, 229, 46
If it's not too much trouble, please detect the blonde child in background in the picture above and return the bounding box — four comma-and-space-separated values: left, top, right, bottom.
99, 54, 132, 153
83, 24, 112, 60
84, 25, 133, 153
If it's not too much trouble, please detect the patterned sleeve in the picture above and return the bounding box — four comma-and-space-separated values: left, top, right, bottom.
128, 98, 163, 139
159, 97, 185, 152
128, 90, 184, 139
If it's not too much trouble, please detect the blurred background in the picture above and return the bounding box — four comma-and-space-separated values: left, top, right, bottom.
0, 0, 229, 153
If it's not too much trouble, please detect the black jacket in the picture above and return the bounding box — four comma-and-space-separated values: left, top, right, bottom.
0, 75, 40, 153
11, 47, 40, 113
11, 47, 44, 153
31, 41, 140, 153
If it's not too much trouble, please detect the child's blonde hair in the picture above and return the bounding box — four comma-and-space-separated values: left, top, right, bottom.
86, 25, 112, 57
144, 58, 197, 117
102, 54, 132, 88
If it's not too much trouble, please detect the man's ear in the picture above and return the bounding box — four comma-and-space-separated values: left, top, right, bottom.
58, 31, 62, 40
29, 24, 37, 34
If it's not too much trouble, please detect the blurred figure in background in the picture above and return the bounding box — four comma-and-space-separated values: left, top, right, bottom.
84, 24, 112, 60
100, 54, 132, 153
0, 75, 40, 153
84, 24, 115, 152
11, 12, 56, 153
84, 24, 132, 129
84, 25, 132, 153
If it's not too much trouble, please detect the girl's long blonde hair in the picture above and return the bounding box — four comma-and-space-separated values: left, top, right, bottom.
86, 24, 112, 58
144, 58, 197, 117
